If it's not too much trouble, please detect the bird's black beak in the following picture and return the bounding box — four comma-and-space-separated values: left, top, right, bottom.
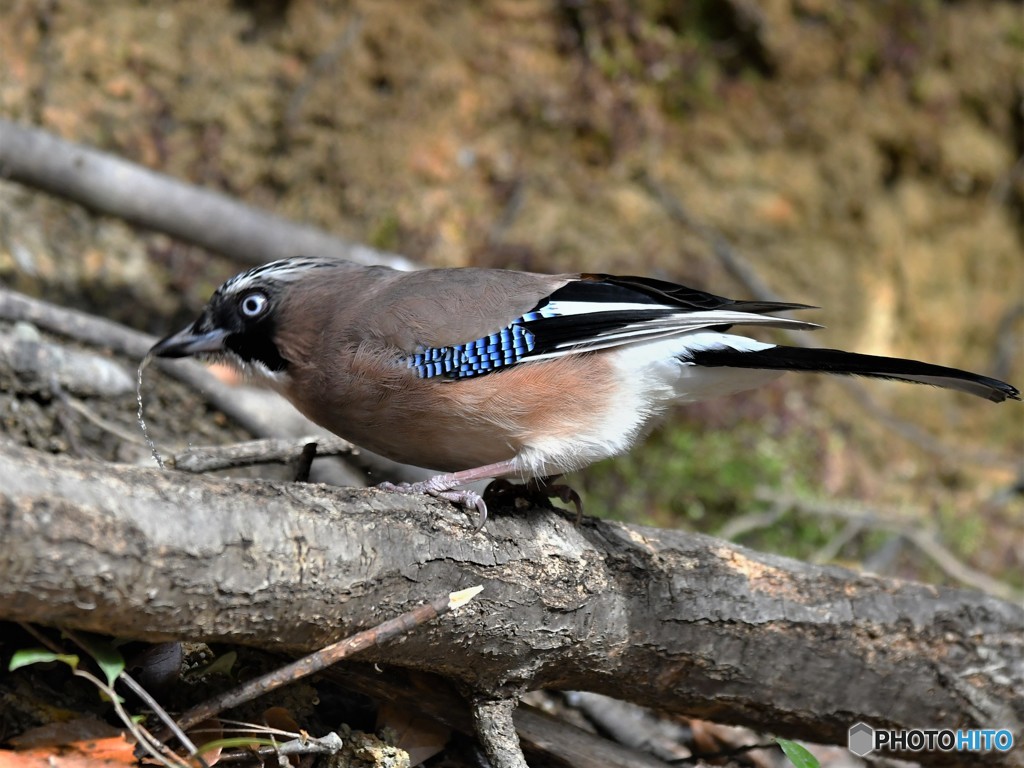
150, 324, 231, 358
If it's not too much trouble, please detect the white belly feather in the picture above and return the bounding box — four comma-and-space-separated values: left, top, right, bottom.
513, 333, 783, 477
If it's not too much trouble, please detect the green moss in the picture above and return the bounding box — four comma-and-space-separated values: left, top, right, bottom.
579, 419, 818, 531
367, 212, 402, 252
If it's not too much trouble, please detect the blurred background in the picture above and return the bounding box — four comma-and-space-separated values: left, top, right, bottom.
1, 0, 1021, 592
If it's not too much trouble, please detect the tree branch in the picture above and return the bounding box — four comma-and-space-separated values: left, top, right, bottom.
1, 442, 1021, 765
0, 118, 415, 271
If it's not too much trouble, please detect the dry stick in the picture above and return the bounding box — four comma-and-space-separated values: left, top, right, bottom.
19, 623, 197, 766
835, 375, 1017, 469
60, 629, 203, 765
62, 392, 149, 447
639, 171, 787, 305
215, 733, 344, 763
810, 518, 865, 565
118, 674, 200, 760
0, 118, 415, 271
757, 489, 1019, 601
15, 622, 182, 764
170, 436, 356, 474
328, 666, 672, 768
174, 586, 483, 733
293, 441, 318, 482
471, 698, 529, 768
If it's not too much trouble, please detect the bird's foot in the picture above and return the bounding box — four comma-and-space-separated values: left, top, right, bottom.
483, 476, 584, 524
377, 479, 489, 531
543, 480, 584, 524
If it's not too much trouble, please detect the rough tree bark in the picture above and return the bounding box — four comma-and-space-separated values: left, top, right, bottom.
1, 441, 1021, 765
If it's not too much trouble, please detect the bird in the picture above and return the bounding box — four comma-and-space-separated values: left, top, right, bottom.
150, 256, 1020, 525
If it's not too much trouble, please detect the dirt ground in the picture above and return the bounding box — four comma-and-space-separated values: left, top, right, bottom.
1, 1, 1021, 583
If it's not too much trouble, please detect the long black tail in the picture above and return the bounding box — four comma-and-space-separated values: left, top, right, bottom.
689, 345, 1020, 403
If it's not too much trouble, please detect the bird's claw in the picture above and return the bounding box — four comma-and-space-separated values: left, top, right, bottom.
377, 480, 488, 531
483, 476, 584, 524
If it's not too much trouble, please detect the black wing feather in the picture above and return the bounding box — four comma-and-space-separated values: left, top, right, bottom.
689, 345, 1021, 403
579, 274, 817, 314
520, 275, 815, 358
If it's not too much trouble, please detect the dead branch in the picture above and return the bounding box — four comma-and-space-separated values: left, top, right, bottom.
167, 436, 358, 474
329, 665, 676, 768
472, 698, 529, 768
174, 586, 480, 732
756, 489, 1021, 601
0, 118, 415, 271
1, 442, 1021, 765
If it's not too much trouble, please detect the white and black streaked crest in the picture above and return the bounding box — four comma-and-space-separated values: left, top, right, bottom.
217, 256, 341, 298
154, 256, 345, 378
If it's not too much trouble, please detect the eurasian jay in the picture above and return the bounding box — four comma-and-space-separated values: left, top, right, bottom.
151, 256, 1020, 522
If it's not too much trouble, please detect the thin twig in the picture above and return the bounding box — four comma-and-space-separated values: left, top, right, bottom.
14, 622, 183, 762
810, 518, 864, 565
63, 629, 203, 762
174, 586, 482, 731
991, 301, 1023, 381
169, 436, 356, 474
72, 665, 188, 768
715, 505, 786, 541
757, 489, 1019, 600
19, 624, 197, 762
902, 528, 1018, 601
214, 732, 345, 763
835, 376, 1017, 470
16, 623, 62, 653
120, 673, 200, 758
638, 171, 788, 304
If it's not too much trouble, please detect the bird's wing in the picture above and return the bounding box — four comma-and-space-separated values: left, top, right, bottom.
398, 272, 819, 380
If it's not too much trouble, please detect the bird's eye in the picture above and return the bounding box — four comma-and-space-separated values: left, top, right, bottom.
239, 291, 268, 318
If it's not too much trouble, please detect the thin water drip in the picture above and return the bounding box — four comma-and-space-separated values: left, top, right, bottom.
137, 353, 166, 469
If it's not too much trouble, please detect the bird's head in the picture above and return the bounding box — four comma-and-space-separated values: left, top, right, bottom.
149, 256, 341, 378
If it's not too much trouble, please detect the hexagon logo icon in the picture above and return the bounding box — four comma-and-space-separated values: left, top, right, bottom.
848, 722, 875, 757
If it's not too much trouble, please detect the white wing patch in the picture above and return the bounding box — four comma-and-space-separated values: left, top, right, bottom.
524, 306, 817, 363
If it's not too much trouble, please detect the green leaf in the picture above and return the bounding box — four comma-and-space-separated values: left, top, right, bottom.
776, 738, 819, 768
70, 633, 126, 686
9, 649, 79, 672
201, 650, 237, 678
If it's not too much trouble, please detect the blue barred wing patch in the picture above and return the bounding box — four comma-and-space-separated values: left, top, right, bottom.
407, 306, 557, 379
403, 273, 819, 381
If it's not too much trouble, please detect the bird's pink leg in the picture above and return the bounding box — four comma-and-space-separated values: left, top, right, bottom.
376, 459, 520, 531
